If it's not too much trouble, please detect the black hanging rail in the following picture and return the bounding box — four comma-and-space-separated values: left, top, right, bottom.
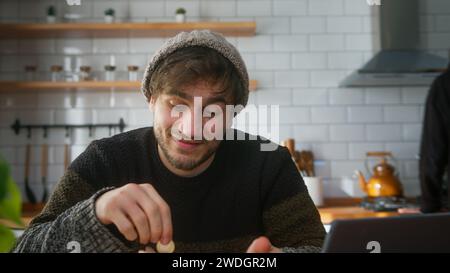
11, 118, 126, 137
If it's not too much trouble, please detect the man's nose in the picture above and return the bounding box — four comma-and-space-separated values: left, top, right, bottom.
178, 107, 203, 140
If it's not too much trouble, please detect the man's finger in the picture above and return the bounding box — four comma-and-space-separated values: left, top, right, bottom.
124, 201, 151, 244
112, 210, 138, 242
246, 236, 272, 253
140, 183, 173, 244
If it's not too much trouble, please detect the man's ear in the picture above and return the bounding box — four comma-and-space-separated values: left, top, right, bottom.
148, 96, 156, 112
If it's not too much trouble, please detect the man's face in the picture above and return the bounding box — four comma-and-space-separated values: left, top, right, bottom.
150, 81, 230, 172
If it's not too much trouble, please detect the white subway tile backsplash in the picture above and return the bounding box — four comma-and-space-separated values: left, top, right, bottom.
273, 0, 307, 16
311, 107, 347, 123
129, 1, 165, 18
129, 108, 154, 126
384, 106, 421, 123
0, 146, 15, 165
401, 87, 429, 104
422, 0, 450, 14
403, 124, 422, 141
329, 88, 364, 105
385, 142, 420, 160
326, 16, 363, 33
274, 71, 309, 87
293, 88, 328, 105
291, 17, 326, 33
55, 109, 93, 125
250, 71, 274, 88
257, 89, 292, 106
331, 161, 364, 178
256, 18, 290, 34
294, 125, 329, 142
366, 125, 403, 141
0, 110, 15, 127
403, 161, 419, 178
330, 124, 365, 141
310, 35, 345, 52
436, 15, 450, 32
345, 34, 373, 51
348, 106, 383, 123
349, 143, 384, 160
255, 53, 290, 70
93, 109, 128, 124
237, 0, 271, 17
200, 0, 236, 17
308, 0, 344, 16
293, 53, 327, 69
93, 0, 130, 19
15, 110, 55, 125
0, 1, 18, 19
327, 52, 364, 69
273, 35, 307, 52
310, 70, 347, 87
93, 39, 128, 54
128, 38, 166, 54
344, 0, 371, 15
313, 143, 348, 160
237, 36, 272, 52
55, 39, 92, 55
366, 88, 401, 104
0, 40, 18, 54
279, 107, 310, 124
19, 40, 56, 54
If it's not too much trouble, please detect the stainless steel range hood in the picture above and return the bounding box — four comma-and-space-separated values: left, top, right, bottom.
340, 0, 448, 87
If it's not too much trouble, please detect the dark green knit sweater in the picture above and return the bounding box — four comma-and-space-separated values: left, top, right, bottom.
13, 127, 325, 253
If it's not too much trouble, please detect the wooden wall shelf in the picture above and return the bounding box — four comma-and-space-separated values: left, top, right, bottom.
0, 80, 258, 92
0, 21, 256, 39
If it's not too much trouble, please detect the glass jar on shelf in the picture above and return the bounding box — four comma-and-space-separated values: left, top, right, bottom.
104, 65, 116, 81
24, 65, 37, 81
79, 66, 92, 81
127, 65, 139, 81
50, 65, 63, 82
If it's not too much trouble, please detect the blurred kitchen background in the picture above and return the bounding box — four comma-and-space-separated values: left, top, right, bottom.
0, 0, 449, 203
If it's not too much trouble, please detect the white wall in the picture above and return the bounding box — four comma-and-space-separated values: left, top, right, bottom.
1, 0, 449, 200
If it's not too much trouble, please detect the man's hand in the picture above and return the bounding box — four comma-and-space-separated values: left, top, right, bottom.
246, 236, 282, 253
95, 183, 172, 245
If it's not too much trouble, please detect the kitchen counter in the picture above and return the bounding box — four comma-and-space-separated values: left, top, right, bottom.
1, 202, 401, 229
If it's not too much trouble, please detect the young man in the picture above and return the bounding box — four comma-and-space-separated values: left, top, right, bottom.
13, 30, 325, 253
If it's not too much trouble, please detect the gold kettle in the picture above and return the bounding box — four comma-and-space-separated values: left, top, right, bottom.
355, 152, 404, 198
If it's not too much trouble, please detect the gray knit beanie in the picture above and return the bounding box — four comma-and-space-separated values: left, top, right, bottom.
141, 30, 249, 106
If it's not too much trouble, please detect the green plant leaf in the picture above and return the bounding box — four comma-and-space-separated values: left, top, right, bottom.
0, 176, 23, 226
0, 224, 16, 253
0, 157, 9, 200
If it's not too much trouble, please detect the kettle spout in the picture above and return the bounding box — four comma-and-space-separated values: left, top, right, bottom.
354, 170, 367, 193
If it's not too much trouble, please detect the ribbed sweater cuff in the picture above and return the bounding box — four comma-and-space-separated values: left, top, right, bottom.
74, 187, 138, 253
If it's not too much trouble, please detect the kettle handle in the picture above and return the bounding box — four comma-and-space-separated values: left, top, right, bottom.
365, 152, 399, 176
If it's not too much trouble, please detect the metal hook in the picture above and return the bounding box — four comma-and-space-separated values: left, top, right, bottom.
65, 126, 70, 138
43, 126, 48, 138
88, 126, 93, 138
26, 126, 31, 139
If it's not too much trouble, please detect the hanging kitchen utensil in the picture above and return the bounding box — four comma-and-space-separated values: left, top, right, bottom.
41, 142, 48, 202
64, 128, 71, 170
24, 138, 37, 204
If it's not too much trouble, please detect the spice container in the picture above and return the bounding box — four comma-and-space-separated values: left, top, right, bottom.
127, 65, 139, 81
104, 65, 116, 81
79, 66, 92, 81
24, 65, 37, 81
50, 65, 63, 82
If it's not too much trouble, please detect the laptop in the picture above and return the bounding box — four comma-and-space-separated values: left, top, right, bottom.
322, 212, 450, 253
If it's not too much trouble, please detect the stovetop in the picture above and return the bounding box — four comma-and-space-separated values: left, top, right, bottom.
360, 196, 412, 212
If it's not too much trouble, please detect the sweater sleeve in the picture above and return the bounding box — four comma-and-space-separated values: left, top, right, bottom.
260, 146, 326, 252
419, 76, 449, 213
12, 141, 139, 253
